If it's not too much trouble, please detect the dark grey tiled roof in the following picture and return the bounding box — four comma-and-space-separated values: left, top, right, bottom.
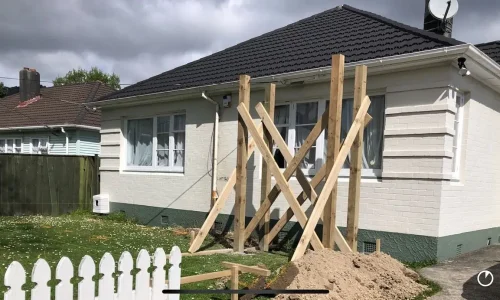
476, 41, 500, 65
98, 4, 464, 102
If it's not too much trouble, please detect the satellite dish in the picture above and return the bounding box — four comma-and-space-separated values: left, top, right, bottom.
428, 0, 459, 20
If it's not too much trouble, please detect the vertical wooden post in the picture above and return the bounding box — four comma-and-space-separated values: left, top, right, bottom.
346, 65, 367, 252
376, 239, 381, 254
235, 75, 251, 252
259, 83, 275, 251
323, 54, 345, 249
230, 265, 239, 300
189, 230, 196, 246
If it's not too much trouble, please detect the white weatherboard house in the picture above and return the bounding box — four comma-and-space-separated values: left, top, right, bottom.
93, 5, 500, 261
0, 68, 113, 156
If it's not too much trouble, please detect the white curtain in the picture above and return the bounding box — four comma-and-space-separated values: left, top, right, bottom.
127, 119, 153, 166
341, 96, 385, 169
173, 115, 186, 167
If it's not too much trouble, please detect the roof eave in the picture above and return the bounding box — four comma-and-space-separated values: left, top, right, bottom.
95, 44, 483, 107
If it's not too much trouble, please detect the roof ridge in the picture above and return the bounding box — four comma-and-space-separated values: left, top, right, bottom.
476, 40, 500, 47
342, 5, 463, 46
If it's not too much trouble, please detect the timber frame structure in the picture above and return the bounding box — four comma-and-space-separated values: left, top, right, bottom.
189, 54, 372, 261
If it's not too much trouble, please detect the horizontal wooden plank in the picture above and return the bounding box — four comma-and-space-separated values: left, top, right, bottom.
221, 262, 271, 277
165, 270, 233, 285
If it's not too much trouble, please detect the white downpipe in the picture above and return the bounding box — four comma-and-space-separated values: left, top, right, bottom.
61, 127, 68, 154
201, 92, 220, 206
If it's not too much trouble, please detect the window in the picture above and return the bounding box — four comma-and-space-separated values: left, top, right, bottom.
0, 138, 22, 153
452, 92, 464, 179
31, 138, 49, 154
126, 113, 186, 172
273, 96, 385, 176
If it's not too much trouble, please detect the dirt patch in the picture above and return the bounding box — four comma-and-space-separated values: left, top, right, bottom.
272, 249, 426, 300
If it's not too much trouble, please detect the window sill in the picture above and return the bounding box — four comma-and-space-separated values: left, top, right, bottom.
121, 167, 184, 176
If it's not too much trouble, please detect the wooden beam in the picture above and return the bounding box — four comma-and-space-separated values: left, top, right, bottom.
347, 65, 367, 252
259, 83, 275, 251
323, 54, 345, 249
222, 262, 271, 277
234, 74, 251, 252
243, 110, 329, 241
165, 270, 232, 285
376, 239, 381, 254
291, 96, 371, 261
237, 103, 324, 251
231, 266, 239, 300
188, 126, 262, 253
180, 248, 233, 257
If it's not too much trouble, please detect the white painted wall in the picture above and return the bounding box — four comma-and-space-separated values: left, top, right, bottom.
100, 65, 466, 238
438, 69, 500, 236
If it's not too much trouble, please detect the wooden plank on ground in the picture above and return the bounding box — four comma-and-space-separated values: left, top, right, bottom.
259, 83, 275, 252
188, 127, 261, 253
323, 54, 345, 249
231, 265, 239, 300
243, 109, 329, 241
234, 74, 251, 253
222, 262, 271, 277
165, 270, 232, 285
291, 96, 371, 261
237, 104, 324, 251
347, 65, 367, 252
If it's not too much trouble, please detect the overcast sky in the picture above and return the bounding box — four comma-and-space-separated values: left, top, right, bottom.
1, 0, 499, 88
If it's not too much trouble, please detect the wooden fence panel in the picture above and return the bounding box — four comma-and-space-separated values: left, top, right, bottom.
0, 154, 99, 216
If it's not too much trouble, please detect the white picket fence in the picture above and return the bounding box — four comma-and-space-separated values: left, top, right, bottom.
3, 246, 182, 300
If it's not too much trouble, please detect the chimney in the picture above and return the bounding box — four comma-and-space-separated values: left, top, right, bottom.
424, 0, 453, 38
19, 67, 40, 102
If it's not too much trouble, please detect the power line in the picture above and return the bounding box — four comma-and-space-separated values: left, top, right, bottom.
0, 76, 134, 86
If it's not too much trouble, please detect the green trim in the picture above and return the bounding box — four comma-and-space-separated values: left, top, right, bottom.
437, 227, 500, 261
109, 202, 499, 262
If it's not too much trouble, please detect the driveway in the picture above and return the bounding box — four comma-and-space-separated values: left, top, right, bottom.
419, 245, 500, 300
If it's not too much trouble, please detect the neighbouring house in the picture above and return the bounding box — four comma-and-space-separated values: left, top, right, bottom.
93, 4, 500, 262
0, 68, 114, 156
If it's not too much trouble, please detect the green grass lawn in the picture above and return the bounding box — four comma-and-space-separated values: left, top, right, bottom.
0, 212, 288, 299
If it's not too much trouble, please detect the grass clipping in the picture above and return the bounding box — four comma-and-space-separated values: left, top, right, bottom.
272, 249, 427, 300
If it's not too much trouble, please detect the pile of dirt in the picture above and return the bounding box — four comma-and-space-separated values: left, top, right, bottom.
271, 249, 427, 300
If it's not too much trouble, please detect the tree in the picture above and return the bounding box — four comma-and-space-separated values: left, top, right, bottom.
0, 82, 7, 98
53, 67, 121, 90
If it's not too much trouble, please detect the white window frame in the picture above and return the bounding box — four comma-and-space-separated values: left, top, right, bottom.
272, 97, 384, 178
452, 91, 465, 180
0, 138, 23, 154
30, 137, 50, 154
123, 113, 186, 173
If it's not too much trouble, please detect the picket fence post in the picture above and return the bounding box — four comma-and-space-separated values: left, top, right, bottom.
168, 246, 182, 300
2, 246, 182, 300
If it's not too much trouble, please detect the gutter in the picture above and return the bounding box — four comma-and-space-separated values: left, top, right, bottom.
201, 92, 220, 207
93, 44, 472, 107
0, 124, 100, 132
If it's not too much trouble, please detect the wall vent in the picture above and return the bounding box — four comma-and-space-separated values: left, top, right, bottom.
487, 238, 492, 246
161, 215, 169, 224
456, 244, 463, 256
363, 242, 377, 254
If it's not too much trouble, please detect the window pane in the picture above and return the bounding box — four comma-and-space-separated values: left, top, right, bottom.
157, 133, 169, 150
296, 102, 318, 124
174, 115, 186, 131
174, 150, 184, 167
275, 105, 289, 125
0, 140, 4, 153
127, 118, 153, 166
157, 116, 170, 133
174, 132, 185, 150
295, 125, 316, 168
6, 140, 13, 153
273, 127, 288, 168
157, 150, 169, 166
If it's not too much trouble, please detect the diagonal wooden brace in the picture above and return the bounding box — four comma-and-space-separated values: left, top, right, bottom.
189, 125, 263, 253
267, 115, 373, 244
243, 110, 328, 241
291, 95, 371, 261
237, 103, 324, 251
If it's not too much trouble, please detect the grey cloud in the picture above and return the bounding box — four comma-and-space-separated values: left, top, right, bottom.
0, 0, 499, 87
